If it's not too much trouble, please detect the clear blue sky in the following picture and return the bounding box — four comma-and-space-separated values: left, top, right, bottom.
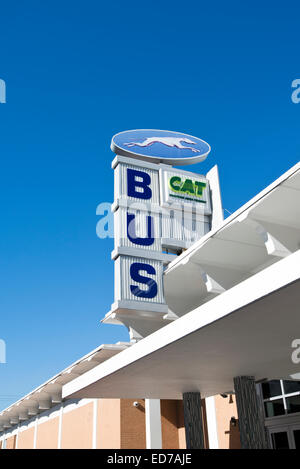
1, 1, 300, 409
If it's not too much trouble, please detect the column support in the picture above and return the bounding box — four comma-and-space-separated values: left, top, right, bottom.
182, 392, 205, 449
145, 399, 162, 449
33, 415, 38, 449
92, 399, 98, 449
205, 396, 219, 449
233, 376, 268, 449
57, 402, 64, 449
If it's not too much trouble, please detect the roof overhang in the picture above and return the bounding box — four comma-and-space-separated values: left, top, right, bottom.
164, 162, 300, 316
0, 342, 130, 431
63, 249, 300, 400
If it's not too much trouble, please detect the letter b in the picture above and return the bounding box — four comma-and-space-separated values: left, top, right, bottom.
127, 168, 152, 200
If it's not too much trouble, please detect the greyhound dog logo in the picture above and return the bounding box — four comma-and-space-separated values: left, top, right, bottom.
124, 137, 200, 153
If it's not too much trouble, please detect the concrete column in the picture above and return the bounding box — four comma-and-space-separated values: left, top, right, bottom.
205, 396, 219, 449
57, 403, 64, 449
182, 392, 205, 449
15, 424, 20, 449
145, 399, 162, 449
33, 415, 38, 449
92, 399, 98, 449
234, 376, 268, 449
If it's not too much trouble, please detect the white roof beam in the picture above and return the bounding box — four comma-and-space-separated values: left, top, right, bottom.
43, 383, 62, 404
2, 422, 11, 429
181, 251, 256, 274
34, 391, 52, 410
181, 254, 227, 295
163, 309, 179, 321
23, 399, 39, 416
201, 271, 225, 295
238, 212, 291, 258
10, 417, 19, 425
18, 410, 29, 421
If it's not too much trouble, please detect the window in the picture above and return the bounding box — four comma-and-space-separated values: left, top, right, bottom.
262, 380, 282, 399
262, 380, 300, 418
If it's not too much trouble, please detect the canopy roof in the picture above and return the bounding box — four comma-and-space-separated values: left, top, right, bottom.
62, 250, 300, 400
164, 162, 300, 316
62, 162, 300, 400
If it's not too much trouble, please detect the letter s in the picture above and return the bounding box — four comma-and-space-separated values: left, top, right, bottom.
130, 263, 158, 299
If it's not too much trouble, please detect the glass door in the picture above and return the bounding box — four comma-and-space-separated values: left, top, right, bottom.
270, 429, 291, 449
270, 425, 300, 449
292, 427, 300, 449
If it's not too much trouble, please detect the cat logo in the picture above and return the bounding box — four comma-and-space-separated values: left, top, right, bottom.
169, 175, 206, 202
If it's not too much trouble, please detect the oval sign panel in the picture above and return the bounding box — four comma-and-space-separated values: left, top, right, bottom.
111, 129, 211, 165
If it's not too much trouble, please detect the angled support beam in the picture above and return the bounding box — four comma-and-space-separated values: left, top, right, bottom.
2, 421, 11, 429
35, 391, 52, 411
18, 410, 29, 421
182, 392, 205, 449
23, 399, 39, 416
163, 308, 179, 321
10, 418, 19, 425
200, 271, 225, 295
181, 255, 226, 295
238, 212, 291, 258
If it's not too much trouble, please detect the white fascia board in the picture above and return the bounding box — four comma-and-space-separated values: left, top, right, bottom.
62, 249, 300, 399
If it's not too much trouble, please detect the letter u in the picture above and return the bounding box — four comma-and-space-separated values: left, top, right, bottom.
127, 213, 154, 246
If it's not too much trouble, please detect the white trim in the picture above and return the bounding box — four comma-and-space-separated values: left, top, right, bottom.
111, 247, 174, 264
145, 399, 162, 449
206, 165, 223, 230
15, 424, 19, 449
62, 398, 94, 415
205, 396, 219, 449
111, 130, 211, 166
33, 415, 38, 449
57, 403, 64, 449
92, 399, 98, 449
